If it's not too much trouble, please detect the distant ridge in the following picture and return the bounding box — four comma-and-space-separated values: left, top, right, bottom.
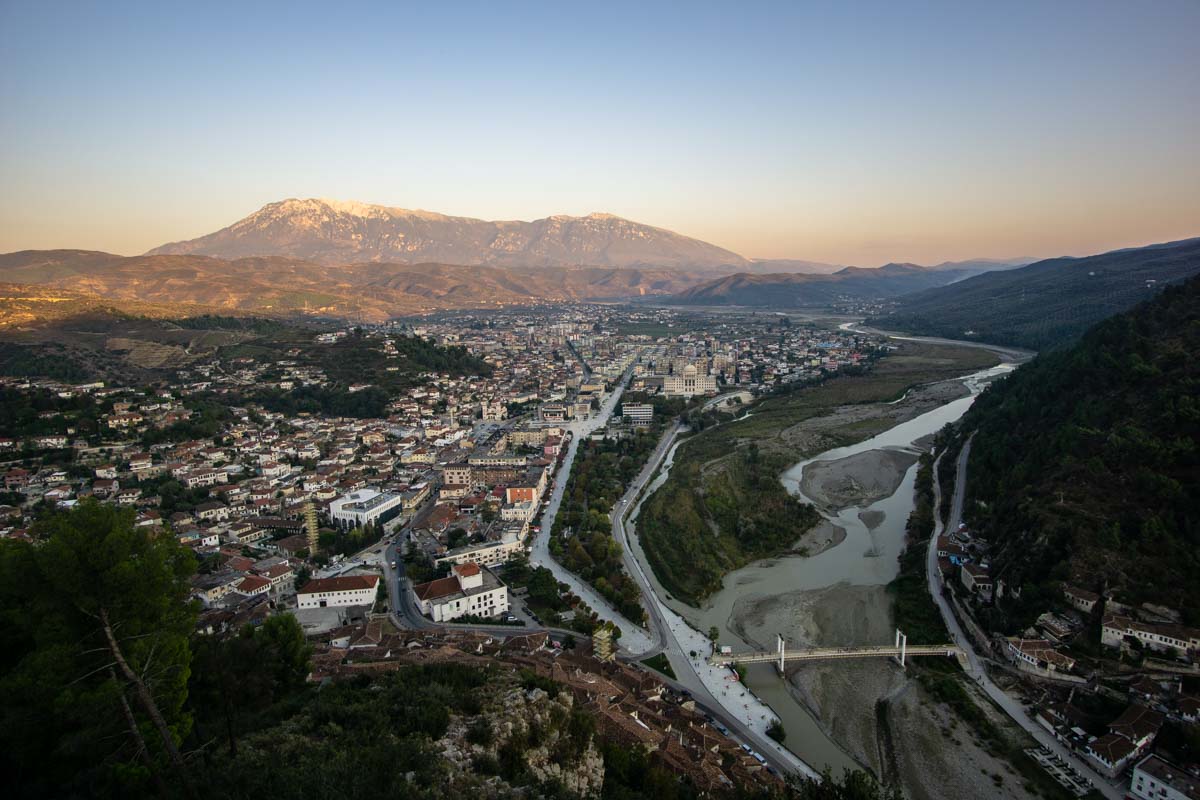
666, 262, 989, 307
870, 236, 1200, 349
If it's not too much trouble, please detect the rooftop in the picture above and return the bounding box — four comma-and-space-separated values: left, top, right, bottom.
413, 565, 504, 604
299, 574, 380, 595
1136, 755, 1200, 799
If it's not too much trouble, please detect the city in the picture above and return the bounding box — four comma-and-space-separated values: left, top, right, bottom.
2, 3, 1199, 799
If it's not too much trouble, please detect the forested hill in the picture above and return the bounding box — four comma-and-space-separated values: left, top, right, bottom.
871, 236, 1200, 350
961, 275, 1200, 628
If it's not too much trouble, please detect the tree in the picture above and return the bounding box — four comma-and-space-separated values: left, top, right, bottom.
0, 500, 198, 797
294, 565, 312, 590
255, 613, 311, 692
188, 615, 310, 758
787, 768, 904, 800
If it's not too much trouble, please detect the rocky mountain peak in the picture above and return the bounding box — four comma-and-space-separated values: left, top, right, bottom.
147, 199, 748, 269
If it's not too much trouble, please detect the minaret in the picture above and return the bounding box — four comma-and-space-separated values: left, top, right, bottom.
303, 500, 319, 552
593, 626, 615, 663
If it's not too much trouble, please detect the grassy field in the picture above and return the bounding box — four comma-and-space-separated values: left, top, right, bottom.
611, 320, 699, 338
640, 653, 677, 679
639, 341, 1000, 606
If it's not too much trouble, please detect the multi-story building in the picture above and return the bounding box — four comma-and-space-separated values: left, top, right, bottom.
328, 489, 404, 530
434, 533, 525, 569
411, 563, 509, 622
441, 463, 473, 486
622, 403, 654, 425
1131, 755, 1199, 800
662, 364, 717, 397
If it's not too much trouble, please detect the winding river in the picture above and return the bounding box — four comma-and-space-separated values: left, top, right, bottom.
631, 358, 1019, 774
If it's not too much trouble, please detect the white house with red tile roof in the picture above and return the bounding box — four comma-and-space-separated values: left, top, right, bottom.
296, 574, 379, 609
410, 563, 509, 623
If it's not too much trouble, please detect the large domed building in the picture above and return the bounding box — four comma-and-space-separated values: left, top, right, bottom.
663, 362, 717, 397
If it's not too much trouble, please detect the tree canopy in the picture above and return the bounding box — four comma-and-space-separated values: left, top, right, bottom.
964, 275, 1200, 627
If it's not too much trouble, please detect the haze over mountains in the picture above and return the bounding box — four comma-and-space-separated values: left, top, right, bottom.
0, 198, 1048, 325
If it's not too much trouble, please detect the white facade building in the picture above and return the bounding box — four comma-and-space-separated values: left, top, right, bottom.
328, 488, 404, 530
662, 364, 717, 397
1132, 755, 1199, 800
411, 563, 509, 622
296, 574, 380, 609
435, 529, 526, 569
622, 403, 654, 425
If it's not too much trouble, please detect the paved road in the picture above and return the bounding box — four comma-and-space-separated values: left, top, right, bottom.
928, 441, 1123, 800
842, 322, 1036, 365
610, 421, 685, 658
528, 359, 655, 654
608, 420, 821, 780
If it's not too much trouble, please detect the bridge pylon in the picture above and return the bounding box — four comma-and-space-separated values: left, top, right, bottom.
776, 634, 785, 675
893, 628, 908, 669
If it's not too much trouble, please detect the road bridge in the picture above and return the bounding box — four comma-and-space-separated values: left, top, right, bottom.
709, 630, 964, 671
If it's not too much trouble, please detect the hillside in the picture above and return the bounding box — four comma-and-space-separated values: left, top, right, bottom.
147, 198, 750, 270
0, 281, 218, 329
871, 237, 1200, 350
961, 275, 1200, 628
0, 250, 711, 322
668, 262, 975, 307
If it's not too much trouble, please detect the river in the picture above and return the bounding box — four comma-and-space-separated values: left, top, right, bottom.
632, 359, 1018, 774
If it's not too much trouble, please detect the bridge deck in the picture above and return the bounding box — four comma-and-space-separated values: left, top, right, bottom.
709, 644, 960, 666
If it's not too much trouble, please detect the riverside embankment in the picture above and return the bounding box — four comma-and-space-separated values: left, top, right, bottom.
629, 337, 1033, 795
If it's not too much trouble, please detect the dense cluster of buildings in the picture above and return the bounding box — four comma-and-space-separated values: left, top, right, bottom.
935, 520, 1200, 793
307, 622, 784, 793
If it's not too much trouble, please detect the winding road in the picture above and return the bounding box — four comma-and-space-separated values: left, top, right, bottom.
608, 415, 822, 779
928, 440, 1123, 800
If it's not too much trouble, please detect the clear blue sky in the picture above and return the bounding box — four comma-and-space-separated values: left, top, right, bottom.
2, 0, 1198, 265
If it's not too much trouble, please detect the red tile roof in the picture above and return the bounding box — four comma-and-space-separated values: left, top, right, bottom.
236, 575, 271, 593
299, 575, 379, 595
412, 575, 461, 601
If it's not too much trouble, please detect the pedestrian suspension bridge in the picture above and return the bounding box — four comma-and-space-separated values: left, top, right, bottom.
708, 629, 965, 672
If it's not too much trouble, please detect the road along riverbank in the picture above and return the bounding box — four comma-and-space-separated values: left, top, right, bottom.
627, 343, 1026, 788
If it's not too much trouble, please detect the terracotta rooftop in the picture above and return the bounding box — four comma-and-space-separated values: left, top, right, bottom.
298, 574, 379, 595
412, 575, 462, 602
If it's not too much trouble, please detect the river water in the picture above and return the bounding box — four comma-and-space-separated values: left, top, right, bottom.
636, 360, 1017, 774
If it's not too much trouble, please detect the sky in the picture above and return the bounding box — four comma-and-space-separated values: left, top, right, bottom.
1, 0, 1198, 266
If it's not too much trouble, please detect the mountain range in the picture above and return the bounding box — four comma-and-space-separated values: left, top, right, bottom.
0, 198, 1037, 324
147, 198, 750, 270
870, 236, 1200, 349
